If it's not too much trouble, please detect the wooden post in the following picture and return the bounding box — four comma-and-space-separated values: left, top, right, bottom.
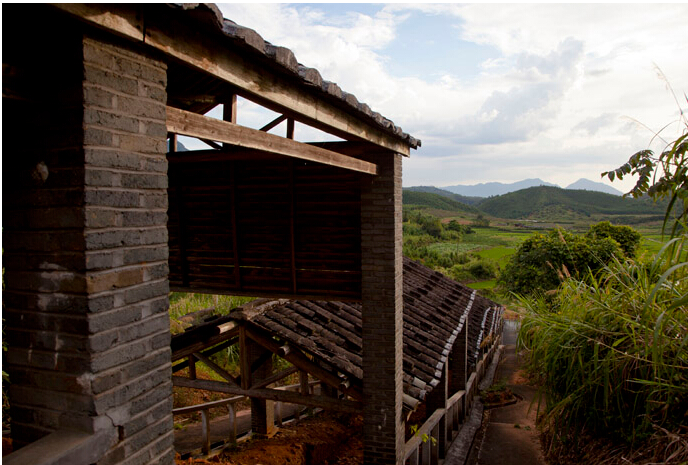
450, 326, 468, 422
239, 327, 251, 390
286, 118, 295, 139
188, 354, 196, 380
431, 422, 440, 465
299, 370, 311, 417
243, 331, 274, 435
222, 94, 237, 150
275, 401, 283, 427
201, 409, 210, 455
228, 403, 237, 444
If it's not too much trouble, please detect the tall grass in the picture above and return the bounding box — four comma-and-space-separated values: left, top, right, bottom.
518, 234, 688, 448
168, 293, 255, 321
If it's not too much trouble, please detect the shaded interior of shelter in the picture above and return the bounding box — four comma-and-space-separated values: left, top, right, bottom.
171, 257, 503, 413
167, 152, 363, 299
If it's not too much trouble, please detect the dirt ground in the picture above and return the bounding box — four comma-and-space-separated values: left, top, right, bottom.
175, 412, 363, 465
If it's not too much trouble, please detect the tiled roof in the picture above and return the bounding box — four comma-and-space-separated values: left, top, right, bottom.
169, 3, 421, 150
243, 258, 502, 406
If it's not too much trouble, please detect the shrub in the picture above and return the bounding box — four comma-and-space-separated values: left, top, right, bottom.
498, 227, 623, 296
586, 221, 641, 257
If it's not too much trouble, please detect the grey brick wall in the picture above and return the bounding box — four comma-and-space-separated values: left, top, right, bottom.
81, 34, 173, 465
3, 15, 174, 463
360, 152, 405, 464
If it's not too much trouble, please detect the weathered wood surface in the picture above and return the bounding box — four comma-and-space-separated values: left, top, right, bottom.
172, 376, 362, 414
167, 156, 362, 299
166, 106, 378, 174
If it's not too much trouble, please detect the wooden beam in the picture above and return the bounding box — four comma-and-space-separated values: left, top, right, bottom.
53, 4, 413, 155
260, 115, 287, 132
245, 326, 363, 401
172, 337, 238, 370
239, 327, 251, 390
172, 332, 239, 362
172, 376, 362, 414
251, 366, 299, 390
166, 106, 378, 175
200, 138, 222, 150
193, 351, 240, 387
52, 4, 144, 41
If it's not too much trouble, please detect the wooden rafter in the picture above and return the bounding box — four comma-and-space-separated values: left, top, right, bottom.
250, 366, 299, 390
172, 338, 238, 370
260, 115, 287, 132
166, 106, 378, 175
193, 351, 241, 387
245, 326, 363, 401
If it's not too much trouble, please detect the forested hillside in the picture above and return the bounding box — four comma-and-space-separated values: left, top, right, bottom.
477, 186, 665, 219
404, 186, 483, 205
402, 190, 479, 214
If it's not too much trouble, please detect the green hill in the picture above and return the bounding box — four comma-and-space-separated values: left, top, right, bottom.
402, 190, 479, 214
405, 186, 483, 205
477, 186, 666, 220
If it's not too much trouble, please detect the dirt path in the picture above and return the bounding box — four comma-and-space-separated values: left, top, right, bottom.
467, 320, 547, 465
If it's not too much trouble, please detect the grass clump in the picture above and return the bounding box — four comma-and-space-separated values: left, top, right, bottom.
518, 236, 687, 460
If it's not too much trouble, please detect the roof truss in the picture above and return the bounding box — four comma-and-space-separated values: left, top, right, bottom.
52, 3, 412, 156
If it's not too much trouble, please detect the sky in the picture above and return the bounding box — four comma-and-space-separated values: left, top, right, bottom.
212, 3, 688, 193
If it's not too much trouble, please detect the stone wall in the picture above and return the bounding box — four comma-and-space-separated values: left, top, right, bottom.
3, 11, 174, 464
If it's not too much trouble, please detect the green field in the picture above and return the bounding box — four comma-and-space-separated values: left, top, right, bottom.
467, 280, 497, 290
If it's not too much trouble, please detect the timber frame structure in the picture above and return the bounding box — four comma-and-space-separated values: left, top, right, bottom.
168, 257, 504, 460
0, 4, 540, 465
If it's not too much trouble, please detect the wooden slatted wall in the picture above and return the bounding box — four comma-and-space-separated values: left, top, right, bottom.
168, 152, 362, 299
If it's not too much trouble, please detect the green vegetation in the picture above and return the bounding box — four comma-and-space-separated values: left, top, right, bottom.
404, 185, 483, 206
402, 190, 479, 214
169, 292, 254, 333
585, 221, 642, 257
519, 242, 687, 454
498, 227, 625, 297
519, 95, 688, 462
478, 185, 667, 221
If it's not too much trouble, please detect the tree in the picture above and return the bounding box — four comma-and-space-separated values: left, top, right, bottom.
499, 227, 622, 296
585, 221, 641, 258
603, 93, 687, 236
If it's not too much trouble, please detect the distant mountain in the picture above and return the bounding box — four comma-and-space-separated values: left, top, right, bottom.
442, 178, 558, 197
402, 191, 479, 214
405, 186, 483, 205
565, 178, 623, 196
477, 186, 665, 220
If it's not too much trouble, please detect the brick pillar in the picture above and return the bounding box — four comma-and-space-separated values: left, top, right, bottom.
361, 152, 404, 464
3, 20, 174, 464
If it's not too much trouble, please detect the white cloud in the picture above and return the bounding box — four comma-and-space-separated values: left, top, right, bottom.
216, 3, 688, 193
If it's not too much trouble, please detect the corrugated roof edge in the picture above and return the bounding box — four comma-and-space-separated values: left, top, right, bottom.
172, 3, 421, 150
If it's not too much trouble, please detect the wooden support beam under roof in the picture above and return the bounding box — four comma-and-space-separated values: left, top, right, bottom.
52, 3, 413, 156
172, 376, 362, 414
166, 106, 378, 175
